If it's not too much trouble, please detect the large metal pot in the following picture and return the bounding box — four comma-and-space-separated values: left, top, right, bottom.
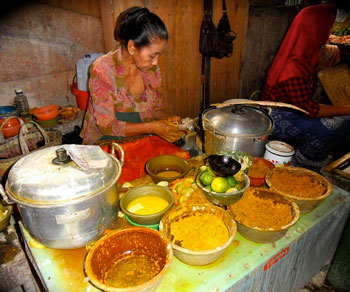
202, 105, 273, 157
0, 144, 124, 249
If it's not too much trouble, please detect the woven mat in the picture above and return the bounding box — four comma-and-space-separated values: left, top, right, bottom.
318, 64, 350, 106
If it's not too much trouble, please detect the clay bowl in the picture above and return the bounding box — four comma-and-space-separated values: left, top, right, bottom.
248, 157, 275, 187
159, 203, 237, 266
145, 155, 189, 183
33, 105, 59, 121
84, 227, 173, 292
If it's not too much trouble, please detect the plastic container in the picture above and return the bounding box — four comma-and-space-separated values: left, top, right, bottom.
264, 141, 295, 167
76, 53, 103, 91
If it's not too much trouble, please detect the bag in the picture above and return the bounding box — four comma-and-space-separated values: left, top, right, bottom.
0, 121, 62, 184
199, 0, 236, 59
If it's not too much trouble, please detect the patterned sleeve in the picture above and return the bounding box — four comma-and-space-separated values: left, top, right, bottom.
283, 77, 320, 117
139, 66, 164, 121
89, 62, 127, 137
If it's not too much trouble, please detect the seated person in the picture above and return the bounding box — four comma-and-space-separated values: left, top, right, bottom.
80, 6, 184, 145
261, 3, 350, 172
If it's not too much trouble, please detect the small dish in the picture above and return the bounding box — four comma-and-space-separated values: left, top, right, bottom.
207, 154, 241, 177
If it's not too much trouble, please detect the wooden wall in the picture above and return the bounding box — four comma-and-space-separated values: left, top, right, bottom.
240, 6, 297, 99
0, 0, 104, 108
100, 0, 249, 118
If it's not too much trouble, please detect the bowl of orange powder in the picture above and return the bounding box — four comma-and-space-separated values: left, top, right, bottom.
159, 203, 236, 266
229, 187, 300, 243
248, 157, 275, 187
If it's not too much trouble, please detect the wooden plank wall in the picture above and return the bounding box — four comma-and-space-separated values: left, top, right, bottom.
100, 0, 249, 119
240, 6, 297, 99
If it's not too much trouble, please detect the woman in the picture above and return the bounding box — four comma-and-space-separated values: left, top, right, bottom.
261, 3, 350, 171
81, 7, 184, 145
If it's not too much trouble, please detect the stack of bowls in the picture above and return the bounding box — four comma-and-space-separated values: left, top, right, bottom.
0, 116, 23, 139
33, 105, 60, 127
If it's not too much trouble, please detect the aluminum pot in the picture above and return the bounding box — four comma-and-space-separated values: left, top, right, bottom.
202, 105, 274, 157
0, 144, 124, 249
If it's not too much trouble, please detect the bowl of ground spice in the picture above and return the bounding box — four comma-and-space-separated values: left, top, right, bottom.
229, 188, 300, 243
248, 157, 275, 187
159, 203, 236, 266
265, 167, 332, 213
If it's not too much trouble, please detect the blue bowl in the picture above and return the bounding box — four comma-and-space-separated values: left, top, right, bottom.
0, 106, 19, 120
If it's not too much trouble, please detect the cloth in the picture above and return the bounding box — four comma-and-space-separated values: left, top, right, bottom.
100, 135, 190, 184
80, 47, 164, 145
262, 77, 319, 117
270, 109, 350, 172
264, 4, 336, 89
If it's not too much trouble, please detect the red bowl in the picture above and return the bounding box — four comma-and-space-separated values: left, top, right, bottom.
33, 105, 59, 121
1, 117, 21, 138
248, 157, 275, 187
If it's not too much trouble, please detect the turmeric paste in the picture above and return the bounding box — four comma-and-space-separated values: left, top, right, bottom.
268, 167, 327, 198
248, 159, 273, 178
169, 212, 229, 251
230, 188, 293, 230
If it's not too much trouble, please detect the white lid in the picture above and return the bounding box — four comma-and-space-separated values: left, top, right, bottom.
266, 141, 295, 156
15, 89, 23, 94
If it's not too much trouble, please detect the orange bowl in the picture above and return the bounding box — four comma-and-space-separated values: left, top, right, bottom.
1, 117, 21, 138
33, 105, 59, 121
248, 157, 275, 187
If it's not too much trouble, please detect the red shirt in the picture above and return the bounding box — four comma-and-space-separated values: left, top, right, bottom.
261, 77, 319, 117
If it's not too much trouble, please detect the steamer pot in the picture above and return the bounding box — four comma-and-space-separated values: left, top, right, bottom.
202, 105, 273, 157
1, 144, 124, 249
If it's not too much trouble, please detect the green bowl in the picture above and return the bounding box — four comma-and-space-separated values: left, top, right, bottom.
120, 185, 174, 225
33, 116, 59, 128
124, 214, 159, 230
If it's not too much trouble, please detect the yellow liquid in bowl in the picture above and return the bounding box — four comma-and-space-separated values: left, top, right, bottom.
127, 196, 169, 215
156, 170, 181, 178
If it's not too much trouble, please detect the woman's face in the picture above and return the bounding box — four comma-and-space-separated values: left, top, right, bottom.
132, 38, 168, 72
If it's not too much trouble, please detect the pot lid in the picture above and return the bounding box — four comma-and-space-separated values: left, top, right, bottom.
6, 145, 121, 205
202, 105, 273, 137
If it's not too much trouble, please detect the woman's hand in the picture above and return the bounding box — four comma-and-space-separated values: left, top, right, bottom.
152, 119, 185, 142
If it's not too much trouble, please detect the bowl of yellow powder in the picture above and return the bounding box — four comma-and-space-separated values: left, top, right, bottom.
159, 203, 237, 266
120, 185, 174, 225
229, 187, 300, 243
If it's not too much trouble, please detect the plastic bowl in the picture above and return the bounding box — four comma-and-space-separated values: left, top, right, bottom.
0, 201, 13, 231
84, 227, 173, 292
33, 116, 59, 128
33, 105, 59, 121
248, 157, 275, 187
146, 155, 190, 183
196, 174, 250, 206
124, 214, 159, 230
120, 185, 174, 225
229, 188, 300, 243
0, 106, 19, 119
265, 167, 332, 214
159, 203, 237, 266
0, 117, 22, 138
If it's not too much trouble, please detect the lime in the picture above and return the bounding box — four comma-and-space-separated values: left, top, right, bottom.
174, 181, 184, 194
205, 185, 212, 191
199, 171, 213, 186
211, 177, 228, 193
226, 187, 238, 193
227, 176, 238, 187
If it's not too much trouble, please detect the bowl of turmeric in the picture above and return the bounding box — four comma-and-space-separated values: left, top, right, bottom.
229, 187, 300, 243
265, 167, 332, 213
159, 203, 236, 266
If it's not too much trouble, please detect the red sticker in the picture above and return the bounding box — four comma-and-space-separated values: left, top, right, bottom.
264, 246, 290, 271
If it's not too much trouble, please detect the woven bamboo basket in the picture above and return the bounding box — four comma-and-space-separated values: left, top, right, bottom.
0, 120, 62, 184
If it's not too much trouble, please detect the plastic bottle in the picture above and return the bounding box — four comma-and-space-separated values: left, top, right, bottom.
76, 53, 103, 91
14, 89, 32, 122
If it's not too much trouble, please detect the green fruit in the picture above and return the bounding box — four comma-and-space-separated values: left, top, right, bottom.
205, 185, 212, 191
227, 176, 238, 187
199, 171, 213, 186
211, 177, 228, 193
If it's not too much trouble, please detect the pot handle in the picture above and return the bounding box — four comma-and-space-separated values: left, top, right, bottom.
111, 143, 124, 167
0, 184, 14, 205
202, 117, 216, 132
0, 116, 24, 142
18, 121, 50, 154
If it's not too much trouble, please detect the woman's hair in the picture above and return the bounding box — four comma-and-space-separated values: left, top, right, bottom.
115, 6, 168, 48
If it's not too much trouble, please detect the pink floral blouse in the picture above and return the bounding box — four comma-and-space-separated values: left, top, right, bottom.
80, 47, 163, 145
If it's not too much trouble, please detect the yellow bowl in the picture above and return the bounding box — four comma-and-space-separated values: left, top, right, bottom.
159, 203, 236, 266
84, 227, 173, 292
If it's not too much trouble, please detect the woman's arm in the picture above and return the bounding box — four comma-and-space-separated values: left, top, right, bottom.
316, 104, 350, 117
